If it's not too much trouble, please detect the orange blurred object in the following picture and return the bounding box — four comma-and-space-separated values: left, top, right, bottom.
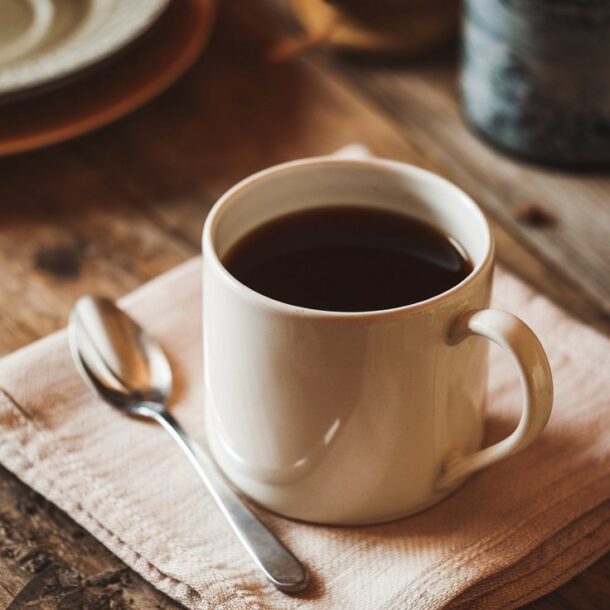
290, 0, 459, 57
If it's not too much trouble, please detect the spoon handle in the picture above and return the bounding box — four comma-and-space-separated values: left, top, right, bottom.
149, 407, 309, 593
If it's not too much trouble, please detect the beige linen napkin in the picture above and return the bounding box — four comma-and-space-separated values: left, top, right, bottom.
0, 256, 608, 610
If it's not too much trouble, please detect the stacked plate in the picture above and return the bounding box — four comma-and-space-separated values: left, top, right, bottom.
0, 0, 216, 155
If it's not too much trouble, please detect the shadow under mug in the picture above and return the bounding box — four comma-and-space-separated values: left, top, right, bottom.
202, 157, 553, 525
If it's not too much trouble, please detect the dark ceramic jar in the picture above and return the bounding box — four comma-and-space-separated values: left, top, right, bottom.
461, 0, 610, 167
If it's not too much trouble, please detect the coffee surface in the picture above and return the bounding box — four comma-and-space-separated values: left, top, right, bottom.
223, 206, 472, 312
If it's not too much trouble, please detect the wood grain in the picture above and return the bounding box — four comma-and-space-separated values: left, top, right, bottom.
0, 0, 607, 607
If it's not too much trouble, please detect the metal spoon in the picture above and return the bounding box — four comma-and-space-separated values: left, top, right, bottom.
68, 296, 309, 593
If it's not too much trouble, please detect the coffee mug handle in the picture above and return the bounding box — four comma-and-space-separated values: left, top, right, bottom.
437, 309, 553, 489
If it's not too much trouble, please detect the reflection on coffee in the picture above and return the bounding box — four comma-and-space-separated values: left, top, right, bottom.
223, 206, 472, 312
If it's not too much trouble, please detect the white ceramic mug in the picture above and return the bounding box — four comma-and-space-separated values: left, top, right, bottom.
202, 157, 553, 525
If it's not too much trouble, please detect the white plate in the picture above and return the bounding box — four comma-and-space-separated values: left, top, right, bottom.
0, 0, 170, 97
0, 0, 55, 65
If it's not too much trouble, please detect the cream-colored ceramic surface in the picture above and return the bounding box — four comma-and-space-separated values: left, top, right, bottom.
0, 0, 54, 65
202, 157, 553, 525
0, 0, 169, 97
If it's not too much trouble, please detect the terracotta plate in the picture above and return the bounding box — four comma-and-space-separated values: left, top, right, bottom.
0, 0, 216, 156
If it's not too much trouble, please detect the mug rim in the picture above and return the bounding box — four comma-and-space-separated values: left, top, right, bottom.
203, 156, 495, 320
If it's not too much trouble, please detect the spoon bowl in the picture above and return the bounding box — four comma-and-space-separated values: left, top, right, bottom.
70, 296, 172, 410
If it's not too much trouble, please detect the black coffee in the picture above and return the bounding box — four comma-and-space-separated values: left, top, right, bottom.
223, 206, 472, 312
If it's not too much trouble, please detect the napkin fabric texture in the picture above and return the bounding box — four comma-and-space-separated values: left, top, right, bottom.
0, 256, 608, 610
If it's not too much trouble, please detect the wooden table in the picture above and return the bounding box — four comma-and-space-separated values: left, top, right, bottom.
0, 2, 608, 607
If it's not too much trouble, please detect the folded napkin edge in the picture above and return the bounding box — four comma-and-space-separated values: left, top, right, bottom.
0, 388, 265, 609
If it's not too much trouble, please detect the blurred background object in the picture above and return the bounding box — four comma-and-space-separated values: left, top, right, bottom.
0, 0, 55, 66
288, 0, 459, 57
0, 0, 215, 156
461, 0, 610, 167
0, 0, 170, 99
